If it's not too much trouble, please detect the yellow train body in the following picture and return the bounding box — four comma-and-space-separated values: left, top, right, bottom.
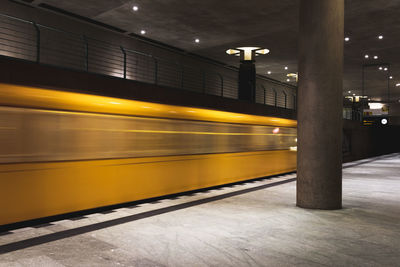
0, 83, 297, 226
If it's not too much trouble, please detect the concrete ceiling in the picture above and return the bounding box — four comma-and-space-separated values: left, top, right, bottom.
27, 0, 400, 101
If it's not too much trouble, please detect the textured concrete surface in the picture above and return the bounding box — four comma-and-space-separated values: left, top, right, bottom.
297, 0, 344, 209
0, 153, 399, 266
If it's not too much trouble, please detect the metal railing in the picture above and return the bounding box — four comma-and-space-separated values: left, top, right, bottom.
0, 12, 296, 109
255, 79, 297, 109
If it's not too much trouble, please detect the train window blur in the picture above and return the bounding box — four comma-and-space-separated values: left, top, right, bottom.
0, 106, 296, 163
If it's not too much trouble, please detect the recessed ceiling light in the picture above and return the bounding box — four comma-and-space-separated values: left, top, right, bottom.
284, 66, 288, 70
374, 56, 378, 59
389, 76, 393, 79
140, 30, 146, 35
195, 38, 200, 43
348, 91, 351, 93
286, 78, 290, 82
364, 55, 369, 58
379, 67, 383, 70
267, 71, 271, 74
378, 35, 383, 39
132, 5, 138, 11
384, 67, 388, 71
344, 37, 350, 41
353, 93, 356, 96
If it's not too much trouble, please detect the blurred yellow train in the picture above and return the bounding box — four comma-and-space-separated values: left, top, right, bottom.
0, 83, 297, 227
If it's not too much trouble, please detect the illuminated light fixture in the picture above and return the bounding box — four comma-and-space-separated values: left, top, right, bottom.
287, 73, 298, 82
289, 146, 297, 151
195, 38, 200, 43
284, 66, 288, 70
389, 76, 393, 79
353, 93, 356, 96
381, 118, 388, 125
272, 128, 280, 134
396, 83, 400, 87
267, 71, 272, 74
374, 56, 378, 59
225, 47, 270, 61
348, 91, 351, 93
226, 47, 270, 101
286, 78, 290, 82
365, 55, 369, 58
378, 35, 383, 39
384, 67, 388, 71
140, 30, 146, 35
379, 67, 383, 70
226, 49, 239, 55
256, 49, 269, 54
369, 103, 383, 109
132, 5, 138, 11
344, 37, 350, 41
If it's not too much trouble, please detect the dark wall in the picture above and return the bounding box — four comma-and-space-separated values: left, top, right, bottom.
389, 103, 400, 125
343, 119, 400, 162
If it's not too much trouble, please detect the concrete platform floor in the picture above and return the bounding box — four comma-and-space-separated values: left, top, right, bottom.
0, 153, 399, 266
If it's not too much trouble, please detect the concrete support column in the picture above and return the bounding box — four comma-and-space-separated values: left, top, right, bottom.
238, 61, 256, 102
297, 0, 344, 209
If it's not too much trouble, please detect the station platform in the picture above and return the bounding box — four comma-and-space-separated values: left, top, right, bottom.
0, 153, 399, 266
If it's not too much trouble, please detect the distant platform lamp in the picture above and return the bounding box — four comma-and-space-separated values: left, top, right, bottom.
287, 73, 298, 82
226, 47, 270, 102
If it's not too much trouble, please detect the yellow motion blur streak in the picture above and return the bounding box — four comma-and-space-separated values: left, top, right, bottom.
0, 83, 297, 226
0, 150, 296, 226
0, 83, 297, 127
63, 127, 297, 136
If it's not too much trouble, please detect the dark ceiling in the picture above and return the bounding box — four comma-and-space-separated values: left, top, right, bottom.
24, 0, 400, 101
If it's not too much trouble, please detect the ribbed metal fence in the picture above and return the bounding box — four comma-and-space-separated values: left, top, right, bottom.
0, 14, 36, 61
0, 13, 296, 110
256, 78, 297, 109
